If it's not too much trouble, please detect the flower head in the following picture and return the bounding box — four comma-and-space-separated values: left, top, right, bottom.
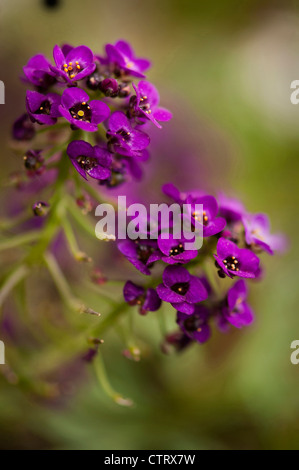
187, 194, 226, 237
156, 233, 198, 264
67, 140, 111, 181
107, 111, 150, 157
51, 45, 96, 84
177, 306, 211, 343
105, 40, 151, 78
157, 265, 208, 314
214, 238, 260, 279
243, 213, 287, 255
23, 54, 56, 89
59, 88, 110, 132
123, 281, 161, 315
118, 239, 157, 275
131, 81, 172, 128
26, 90, 61, 125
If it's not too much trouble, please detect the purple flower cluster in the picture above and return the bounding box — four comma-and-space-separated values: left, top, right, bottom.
121, 184, 286, 349
14, 40, 172, 187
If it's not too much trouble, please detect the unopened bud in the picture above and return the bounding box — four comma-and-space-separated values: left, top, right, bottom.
23, 150, 44, 175
76, 194, 93, 214
86, 70, 105, 90
99, 78, 119, 97
91, 268, 107, 285
32, 201, 49, 217
118, 82, 131, 98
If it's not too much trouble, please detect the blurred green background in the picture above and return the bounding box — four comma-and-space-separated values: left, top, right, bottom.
0, 0, 298, 450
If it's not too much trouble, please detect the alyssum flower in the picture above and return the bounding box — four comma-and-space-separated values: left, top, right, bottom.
123, 281, 161, 315
214, 238, 260, 279
26, 90, 61, 125
107, 111, 150, 157
51, 44, 96, 84
67, 140, 112, 181
104, 40, 151, 78
156, 265, 208, 315
120, 184, 285, 349
15, 40, 171, 188
59, 88, 110, 132
130, 80, 172, 128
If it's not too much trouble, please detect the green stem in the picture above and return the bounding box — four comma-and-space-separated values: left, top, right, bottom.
44, 251, 100, 316
94, 350, 133, 407
28, 300, 129, 376
0, 264, 29, 309
0, 211, 30, 230
62, 217, 91, 262
67, 198, 98, 238
0, 231, 40, 252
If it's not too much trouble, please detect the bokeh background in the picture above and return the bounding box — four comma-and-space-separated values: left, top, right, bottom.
0, 0, 298, 450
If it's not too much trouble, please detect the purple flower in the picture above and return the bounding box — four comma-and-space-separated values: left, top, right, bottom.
12, 114, 35, 140
156, 265, 208, 314
186, 195, 226, 237
177, 306, 211, 343
51, 45, 96, 84
222, 280, 254, 328
105, 40, 150, 78
107, 111, 150, 157
67, 140, 111, 181
123, 281, 161, 315
118, 239, 157, 275
243, 213, 287, 255
214, 238, 260, 279
155, 233, 198, 264
131, 81, 172, 128
218, 193, 246, 223
59, 88, 110, 132
26, 90, 61, 125
23, 54, 56, 89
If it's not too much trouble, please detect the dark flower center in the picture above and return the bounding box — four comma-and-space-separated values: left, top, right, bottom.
63, 61, 82, 79
137, 244, 154, 264
171, 282, 189, 296
169, 243, 184, 256
77, 155, 98, 171
223, 256, 240, 272
35, 100, 51, 115
184, 315, 202, 332
128, 295, 145, 307
192, 210, 209, 226
116, 128, 131, 142
70, 102, 92, 122
139, 95, 152, 115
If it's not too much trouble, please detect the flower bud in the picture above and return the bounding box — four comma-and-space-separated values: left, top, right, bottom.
118, 82, 131, 98
86, 70, 105, 90
13, 114, 35, 141
32, 201, 49, 217
99, 78, 119, 97
23, 150, 44, 175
